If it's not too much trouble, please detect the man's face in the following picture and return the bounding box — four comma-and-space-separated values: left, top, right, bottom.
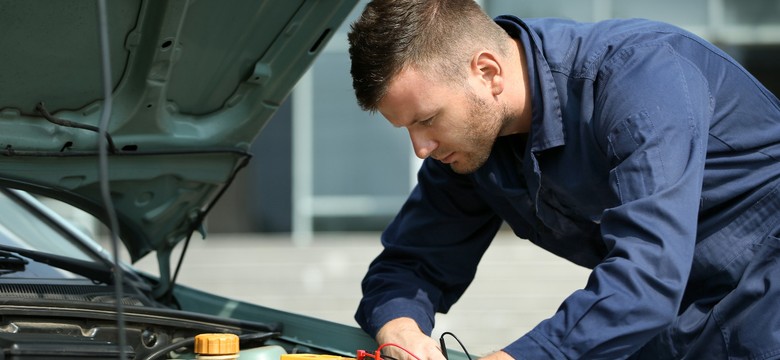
377, 67, 510, 174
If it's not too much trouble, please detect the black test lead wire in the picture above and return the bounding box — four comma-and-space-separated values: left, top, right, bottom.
440, 332, 473, 360
95, 0, 127, 358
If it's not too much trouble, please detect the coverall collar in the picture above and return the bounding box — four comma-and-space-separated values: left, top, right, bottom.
495, 15, 565, 153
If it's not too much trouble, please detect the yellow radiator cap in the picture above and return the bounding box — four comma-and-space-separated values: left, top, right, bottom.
194, 333, 240, 355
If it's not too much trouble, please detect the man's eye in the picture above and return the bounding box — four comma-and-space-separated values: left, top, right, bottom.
419, 118, 433, 126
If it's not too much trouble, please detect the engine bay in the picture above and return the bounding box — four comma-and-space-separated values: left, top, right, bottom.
0, 301, 306, 360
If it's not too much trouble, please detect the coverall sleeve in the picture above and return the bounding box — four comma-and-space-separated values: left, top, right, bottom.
354, 158, 504, 337
504, 43, 713, 358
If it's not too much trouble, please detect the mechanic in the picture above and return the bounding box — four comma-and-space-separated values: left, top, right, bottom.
347, 0, 780, 359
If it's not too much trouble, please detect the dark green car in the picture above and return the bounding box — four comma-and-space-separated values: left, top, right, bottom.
0, 1, 381, 358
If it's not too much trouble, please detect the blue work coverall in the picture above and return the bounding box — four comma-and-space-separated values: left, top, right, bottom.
355, 15, 780, 359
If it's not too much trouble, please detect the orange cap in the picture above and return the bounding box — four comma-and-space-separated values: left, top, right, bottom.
194, 333, 239, 355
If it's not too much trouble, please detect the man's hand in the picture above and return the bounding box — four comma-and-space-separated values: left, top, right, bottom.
479, 351, 514, 360
375, 318, 445, 360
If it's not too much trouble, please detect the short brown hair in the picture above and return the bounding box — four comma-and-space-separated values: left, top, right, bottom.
348, 0, 509, 111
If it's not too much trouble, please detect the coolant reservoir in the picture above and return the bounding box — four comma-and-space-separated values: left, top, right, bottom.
240, 345, 287, 360
194, 333, 240, 359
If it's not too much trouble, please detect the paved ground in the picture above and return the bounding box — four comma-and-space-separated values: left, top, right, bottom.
123, 230, 590, 357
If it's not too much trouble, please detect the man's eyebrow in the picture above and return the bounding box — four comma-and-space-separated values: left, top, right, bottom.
390, 117, 423, 129
389, 111, 435, 129
407, 115, 434, 127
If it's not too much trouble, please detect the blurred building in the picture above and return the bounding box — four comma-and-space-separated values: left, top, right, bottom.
208, 0, 780, 236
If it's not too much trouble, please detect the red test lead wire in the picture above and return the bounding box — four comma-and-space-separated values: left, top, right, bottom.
356, 343, 422, 360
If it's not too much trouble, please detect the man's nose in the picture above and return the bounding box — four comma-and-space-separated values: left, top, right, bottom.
408, 129, 437, 159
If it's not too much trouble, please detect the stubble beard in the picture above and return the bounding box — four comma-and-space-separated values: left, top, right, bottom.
448, 91, 511, 175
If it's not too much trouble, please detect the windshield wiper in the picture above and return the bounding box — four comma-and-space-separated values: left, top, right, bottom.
0, 244, 113, 284
0, 250, 29, 275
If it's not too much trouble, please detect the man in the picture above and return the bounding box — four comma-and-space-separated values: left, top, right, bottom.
347, 0, 780, 359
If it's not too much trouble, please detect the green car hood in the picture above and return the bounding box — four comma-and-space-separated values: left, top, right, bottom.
0, 1, 356, 265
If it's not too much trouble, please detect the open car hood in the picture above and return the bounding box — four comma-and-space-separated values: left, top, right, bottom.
0, 1, 356, 266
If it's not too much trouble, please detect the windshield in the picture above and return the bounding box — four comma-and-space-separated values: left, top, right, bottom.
0, 189, 106, 279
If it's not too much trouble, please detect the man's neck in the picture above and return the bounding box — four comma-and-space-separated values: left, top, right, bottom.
499, 38, 533, 136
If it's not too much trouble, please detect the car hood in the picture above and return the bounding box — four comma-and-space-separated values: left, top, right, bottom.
0, 1, 356, 263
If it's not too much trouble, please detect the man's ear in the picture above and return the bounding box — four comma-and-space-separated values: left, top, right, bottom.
470, 50, 504, 97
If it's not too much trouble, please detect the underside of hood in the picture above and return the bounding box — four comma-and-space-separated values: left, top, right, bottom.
0, 0, 357, 278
